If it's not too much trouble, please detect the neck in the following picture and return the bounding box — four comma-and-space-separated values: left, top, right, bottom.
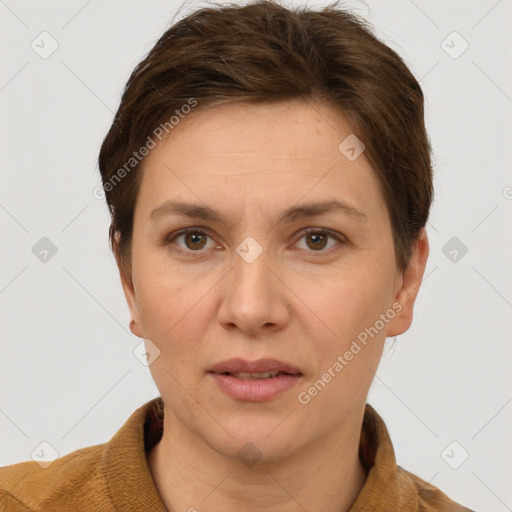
147, 406, 367, 512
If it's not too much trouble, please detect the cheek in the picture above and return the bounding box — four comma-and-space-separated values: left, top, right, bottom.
314, 268, 392, 345
135, 240, 202, 321
297, 278, 390, 418
304, 268, 392, 401
135, 258, 232, 375
137, 276, 212, 403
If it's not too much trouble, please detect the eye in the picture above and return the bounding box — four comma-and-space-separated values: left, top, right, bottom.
166, 227, 218, 254
294, 227, 345, 255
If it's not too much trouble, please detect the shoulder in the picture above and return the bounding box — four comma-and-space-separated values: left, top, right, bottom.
0, 397, 164, 512
397, 466, 475, 512
0, 442, 111, 512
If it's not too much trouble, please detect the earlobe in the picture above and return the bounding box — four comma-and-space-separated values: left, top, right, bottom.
129, 318, 143, 338
385, 228, 429, 337
114, 238, 144, 339
120, 271, 144, 338
119, 268, 144, 338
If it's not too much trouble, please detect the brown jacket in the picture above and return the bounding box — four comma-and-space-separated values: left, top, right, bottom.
0, 398, 474, 511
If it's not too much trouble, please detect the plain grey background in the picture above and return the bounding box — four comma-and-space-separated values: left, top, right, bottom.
1, 1, 511, 510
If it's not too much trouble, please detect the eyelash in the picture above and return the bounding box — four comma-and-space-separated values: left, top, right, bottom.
164, 227, 346, 257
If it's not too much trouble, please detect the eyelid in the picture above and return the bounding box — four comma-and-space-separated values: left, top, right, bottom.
300, 226, 345, 241
164, 226, 219, 249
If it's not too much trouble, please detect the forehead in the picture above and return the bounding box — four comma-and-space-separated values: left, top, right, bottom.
135, 99, 386, 226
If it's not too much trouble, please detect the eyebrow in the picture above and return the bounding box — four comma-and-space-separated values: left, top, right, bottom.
149, 199, 368, 227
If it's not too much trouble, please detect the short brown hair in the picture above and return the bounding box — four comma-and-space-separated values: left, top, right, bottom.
98, 0, 433, 283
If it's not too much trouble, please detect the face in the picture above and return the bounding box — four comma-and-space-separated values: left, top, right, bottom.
120, 99, 428, 462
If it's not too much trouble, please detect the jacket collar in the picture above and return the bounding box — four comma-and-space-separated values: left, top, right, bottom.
102, 397, 422, 511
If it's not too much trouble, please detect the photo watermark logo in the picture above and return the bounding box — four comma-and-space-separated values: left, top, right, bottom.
93, 97, 198, 200
297, 301, 402, 405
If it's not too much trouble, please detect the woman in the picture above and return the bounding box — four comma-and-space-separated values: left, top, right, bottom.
0, 1, 474, 510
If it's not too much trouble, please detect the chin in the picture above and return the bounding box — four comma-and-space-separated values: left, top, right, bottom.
204, 414, 306, 464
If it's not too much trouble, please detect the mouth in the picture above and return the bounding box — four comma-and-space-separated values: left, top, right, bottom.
208, 357, 302, 376
208, 358, 303, 401
212, 370, 299, 380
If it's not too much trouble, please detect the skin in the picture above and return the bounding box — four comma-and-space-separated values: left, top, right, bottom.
118, 99, 429, 511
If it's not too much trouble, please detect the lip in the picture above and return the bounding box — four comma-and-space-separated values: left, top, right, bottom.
209, 373, 302, 402
209, 358, 302, 375
208, 358, 303, 402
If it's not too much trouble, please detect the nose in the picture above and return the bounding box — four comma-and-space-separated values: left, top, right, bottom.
217, 244, 290, 335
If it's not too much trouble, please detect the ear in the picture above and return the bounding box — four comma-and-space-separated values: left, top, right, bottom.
385, 228, 429, 337
113, 233, 144, 339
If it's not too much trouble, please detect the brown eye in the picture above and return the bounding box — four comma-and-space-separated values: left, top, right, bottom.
305, 231, 328, 250
167, 228, 216, 254
296, 228, 344, 254
183, 231, 208, 250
